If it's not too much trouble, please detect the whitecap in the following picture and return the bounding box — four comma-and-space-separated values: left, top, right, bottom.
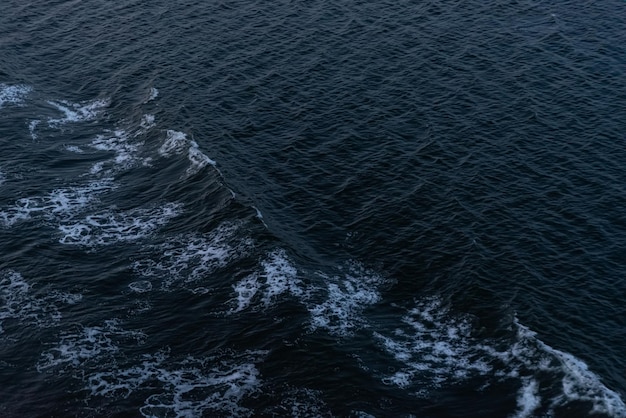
159, 130, 188, 157
374, 299, 626, 417
508, 319, 626, 417
158, 130, 216, 176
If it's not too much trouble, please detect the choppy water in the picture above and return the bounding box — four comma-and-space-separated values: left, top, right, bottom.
1, 0, 625, 417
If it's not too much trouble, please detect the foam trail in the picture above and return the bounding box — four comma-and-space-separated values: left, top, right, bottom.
37, 319, 146, 371
47, 98, 109, 126
0, 84, 31, 109
81, 349, 266, 417
89, 129, 144, 174
231, 251, 388, 337
0, 270, 81, 333
0, 179, 116, 227
28, 120, 40, 140
375, 298, 491, 391
307, 262, 386, 337
232, 248, 303, 312
58, 202, 182, 246
134, 222, 252, 292
511, 378, 540, 418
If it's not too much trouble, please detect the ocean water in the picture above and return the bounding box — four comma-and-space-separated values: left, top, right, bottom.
1, 0, 625, 416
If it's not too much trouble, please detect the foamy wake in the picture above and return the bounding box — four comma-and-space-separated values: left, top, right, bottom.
0, 84, 31, 109
374, 298, 626, 417
0, 179, 116, 227
0, 270, 82, 333
133, 222, 253, 292
58, 202, 183, 246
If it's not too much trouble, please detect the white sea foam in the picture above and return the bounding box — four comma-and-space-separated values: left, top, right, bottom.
28, 120, 40, 140
159, 130, 188, 156
128, 280, 153, 293
58, 202, 182, 246
507, 319, 626, 417
134, 222, 252, 291
307, 262, 386, 337
89, 129, 144, 175
139, 114, 155, 130
147, 87, 158, 102
511, 378, 540, 418
232, 249, 304, 312
375, 298, 491, 390
37, 319, 146, 371
86, 349, 266, 417
0, 84, 31, 109
374, 299, 626, 417
187, 140, 216, 175
47, 98, 109, 126
159, 130, 216, 176
64, 145, 84, 153
231, 254, 385, 336
0, 179, 116, 227
0, 270, 81, 333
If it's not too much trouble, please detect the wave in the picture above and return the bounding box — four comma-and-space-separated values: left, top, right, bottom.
1, 85, 623, 417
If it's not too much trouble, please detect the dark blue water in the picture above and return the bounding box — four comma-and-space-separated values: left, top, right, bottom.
1, 0, 625, 416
